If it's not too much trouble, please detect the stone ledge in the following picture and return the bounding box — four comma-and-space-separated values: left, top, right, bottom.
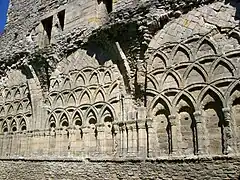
0, 154, 239, 163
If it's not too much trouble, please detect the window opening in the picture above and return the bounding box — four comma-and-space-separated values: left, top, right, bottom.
105, 0, 112, 13
41, 16, 53, 44
57, 10, 65, 30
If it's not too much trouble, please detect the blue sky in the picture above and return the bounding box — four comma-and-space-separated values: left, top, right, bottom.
0, 0, 9, 33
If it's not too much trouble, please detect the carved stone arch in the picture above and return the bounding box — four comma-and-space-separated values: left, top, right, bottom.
66, 92, 77, 106
48, 114, 57, 128
89, 70, 100, 85
59, 112, 70, 128
225, 49, 240, 60
14, 88, 21, 99
182, 35, 201, 44
19, 117, 27, 131
2, 121, 8, 133
150, 94, 172, 155
62, 77, 72, 90
107, 80, 119, 101
74, 71, 86, 87
199, 86, 225, 155
54, 94, 64, 108
16, 102, 24, 113
98, 103, 116, 123
0, 106, 5, 117
10, 119, 17, 132
103, 69, 113, 84
212, 77, 235, 94
150, 51, 168, 69
228, 82, 240, 151
161, 70, 181, 90
228, 29, 240, 44
79, 88, 92, 105
225, 80, 240, 106
146, 74, 159, 91
196, 36, 218, 58
210, 57, 236, 81
7, 104, 14, 115
148, 94, 172, 117
183, 63, 207, 86
170, 44, 193, 64
25, 101, 32, 113
72, 110, 83, 127
82, 67, 95, 85
85, 106, 98, 125
5, 90, 11, 100
173, 90, 197, 112
51, 79, 60, 90
198, 85, 225, 109
94, 87, 106, 102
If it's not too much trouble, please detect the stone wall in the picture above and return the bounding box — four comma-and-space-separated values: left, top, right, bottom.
0, 157, 239, 179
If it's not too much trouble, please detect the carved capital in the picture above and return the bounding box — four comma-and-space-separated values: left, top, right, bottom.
193, 111, 202, 123
168, 114, 177, 126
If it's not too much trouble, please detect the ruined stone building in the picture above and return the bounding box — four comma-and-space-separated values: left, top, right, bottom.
0, 0, 240, 179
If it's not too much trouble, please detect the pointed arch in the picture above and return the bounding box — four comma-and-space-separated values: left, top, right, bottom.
72, 111, 83, 126
148, 94, 172, 117
55, 95, 64, 107
79, 89, 92, 105
171, 44, 193, 64
198, 86, 225, 109
6, 90, 11, 100
52, 80, 59, 89
196, 37, 217, 58
211, 59, 235, 80
0, 106, 5, 116
60, 112, 69, 127
2, 121, 8, 133
225, 80, 240, 106
85, 106, 98, 125
183, 64, 207, 86
10, 119, 17, 132
89, 71, 99, 85
161, 71, 181, 90
75, 72, 86, 86
98, 103, 116, 123
7, 105, 14, 115
200, 87, 225, 155
63, 78, 71, 89
14, 88, 21, 99
146, 75, 159, 91
103, 71, 112, 84
151, 52, 167, 69
49, 114, 57, 128
94, 89, 105, 102
67, 93, 76, 106
173, 90, 197, 112
17, 103, 24, 113
19, 118, 27, 131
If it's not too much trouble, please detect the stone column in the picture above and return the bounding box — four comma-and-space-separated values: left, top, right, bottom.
112, 124, 120, 157
97, 124, 105, 155
193, 110, 206, 154
126, 122, 133, 156
168, 115, 178, 155
146, 118, 154, 158
82, 127, 90, 158
137, 120, 147, 158
222, 107, 233, 154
